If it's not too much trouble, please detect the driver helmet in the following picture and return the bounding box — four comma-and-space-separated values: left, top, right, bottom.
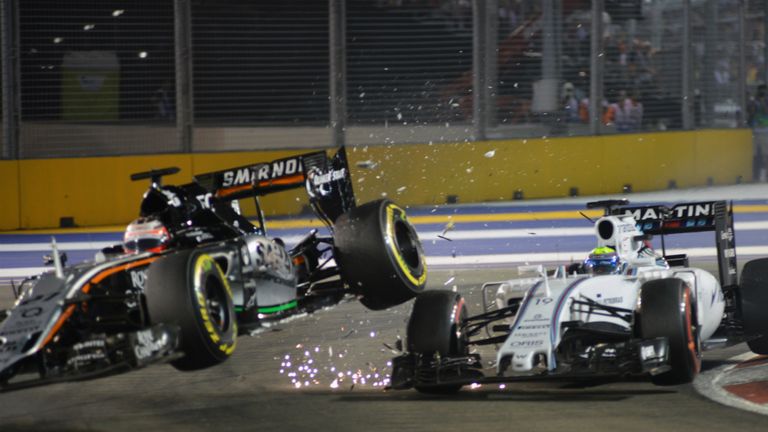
584, 246, 623, 275
123, 217, 170, 254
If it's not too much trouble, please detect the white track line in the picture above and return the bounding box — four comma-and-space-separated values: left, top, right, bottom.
3, 220, 768, 252
425, 246, 768, 267
0, 235, 308, 252
0, 241, 117, 252
0, 267, 49, 280
418, 220, 768, 241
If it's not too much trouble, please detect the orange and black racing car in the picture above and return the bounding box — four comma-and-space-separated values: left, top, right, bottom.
0, 147, 426, 392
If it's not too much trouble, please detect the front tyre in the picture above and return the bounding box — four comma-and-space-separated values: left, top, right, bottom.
739, 258, 768, 354
145, 250, 237, 371
640, 278, 701, 385
407, 290, 468, 394
334, 199, 426, 310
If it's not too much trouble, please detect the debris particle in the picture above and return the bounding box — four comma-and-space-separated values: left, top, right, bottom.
356, 160, 377, 169
442, 220, 455, 235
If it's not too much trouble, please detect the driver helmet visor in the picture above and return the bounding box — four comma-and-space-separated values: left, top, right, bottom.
584, 250, 621, 275
123, 219, 170, 254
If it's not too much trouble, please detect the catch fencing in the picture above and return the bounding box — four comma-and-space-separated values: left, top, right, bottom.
0, 0, 764, 159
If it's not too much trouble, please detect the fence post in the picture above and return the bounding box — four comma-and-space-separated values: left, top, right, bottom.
703, 0, 718, 125
329, 0, 347, 148
486, 0, 498, 130
682, 0, 693, 130
541, 0, 563, 134
737, 0, 747, 127
472, 0, 487, 141
765, 2, 768, 86
589, 0, 604, 135
174, 0, 194, 153
1, 0, 20, 159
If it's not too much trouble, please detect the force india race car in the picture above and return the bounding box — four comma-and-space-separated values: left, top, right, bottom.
0, 147, 427, 392
390, 199, 768, 393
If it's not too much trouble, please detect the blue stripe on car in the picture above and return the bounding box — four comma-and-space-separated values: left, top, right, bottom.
549, 276, 590, 369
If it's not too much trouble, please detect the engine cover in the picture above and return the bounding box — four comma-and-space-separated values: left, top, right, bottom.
241, 235, 297, 308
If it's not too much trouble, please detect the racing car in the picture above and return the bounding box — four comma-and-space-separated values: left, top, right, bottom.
390, 199, 768, 393
0, 147, 427, 391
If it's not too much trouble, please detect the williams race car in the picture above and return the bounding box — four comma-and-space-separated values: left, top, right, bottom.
0, 147, 427, 391
390, 199, 768, 393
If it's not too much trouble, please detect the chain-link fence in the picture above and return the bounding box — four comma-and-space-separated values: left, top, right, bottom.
0, 0, 763, 159
191, 1, 331, 151
346, 1, 473, 145
16, 0, 176, 157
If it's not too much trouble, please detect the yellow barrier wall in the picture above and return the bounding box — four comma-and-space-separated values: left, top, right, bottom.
348, 129, 752, 204
0, 161, 20, 230
19, 155, 193, 229
1, 129, 752, 230
15, 150, 315, 229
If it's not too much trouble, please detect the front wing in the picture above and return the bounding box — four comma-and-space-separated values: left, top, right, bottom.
0, 324, 179, 393
389, 337, 671, 390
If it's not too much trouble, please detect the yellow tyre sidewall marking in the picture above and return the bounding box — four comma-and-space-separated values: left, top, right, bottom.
194, 254, 237, 355
386, 203, 427, 287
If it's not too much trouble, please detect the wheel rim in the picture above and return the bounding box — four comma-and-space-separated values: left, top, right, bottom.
683, 288, 702, 373
450, 298, 468, 355
393, 219, 421, 271
204, 275, 231, 334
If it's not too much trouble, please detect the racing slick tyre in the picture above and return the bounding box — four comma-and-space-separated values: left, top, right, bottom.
407, 290, 468, 394
640, 278, 701, 385
145, 250, 237, 371
738, 258, 768, 354
334, 199, 426, 310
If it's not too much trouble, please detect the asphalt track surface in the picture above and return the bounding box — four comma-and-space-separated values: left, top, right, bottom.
1, 266, 768, 432
2, 185, 768, 430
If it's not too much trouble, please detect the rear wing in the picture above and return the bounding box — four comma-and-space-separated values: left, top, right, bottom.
609, 201, 737, 287
195, 154, 310, 200
194, 147, 356, 224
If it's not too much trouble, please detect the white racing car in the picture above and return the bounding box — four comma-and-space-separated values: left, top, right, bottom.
390, 199, 768, 393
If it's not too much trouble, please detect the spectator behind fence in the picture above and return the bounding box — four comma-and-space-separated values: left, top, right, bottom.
604, 90, 643, 132
153, 80, 175, 120
628, 39, 655, 89
562, 82, 580, 123
748, 84, 768, 181
578, 96, 609, 125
